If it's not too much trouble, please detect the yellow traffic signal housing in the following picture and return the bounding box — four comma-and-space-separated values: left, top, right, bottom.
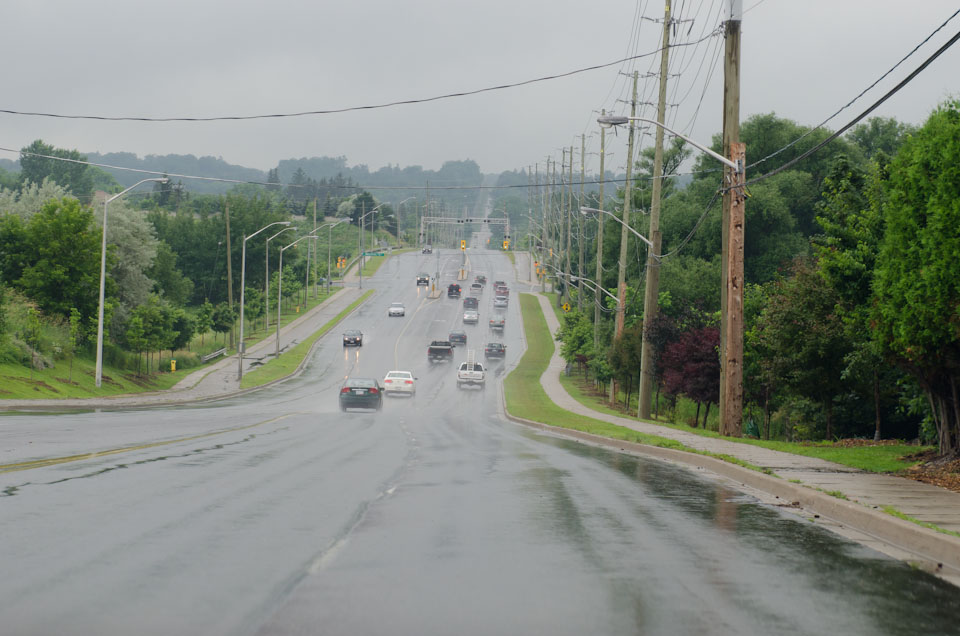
502, 240, 509, 250
460, 240, 466, 250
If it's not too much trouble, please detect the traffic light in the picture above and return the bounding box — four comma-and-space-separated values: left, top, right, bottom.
460, 240, 466, 250
502, 240, 509, 250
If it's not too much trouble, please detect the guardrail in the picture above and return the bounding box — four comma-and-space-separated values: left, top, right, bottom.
201, 347, 227, 363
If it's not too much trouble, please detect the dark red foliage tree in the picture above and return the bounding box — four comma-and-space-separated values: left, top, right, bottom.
661, 326, 721, 427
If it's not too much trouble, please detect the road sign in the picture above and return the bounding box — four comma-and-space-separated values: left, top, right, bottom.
562, 303, 571, 312
363, 252, 385, 256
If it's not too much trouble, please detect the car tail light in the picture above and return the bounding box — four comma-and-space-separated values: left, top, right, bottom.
369, 388, 379, 394
385, 379, 393, 383
340, 387, 350, 393
404, 380, 413, 384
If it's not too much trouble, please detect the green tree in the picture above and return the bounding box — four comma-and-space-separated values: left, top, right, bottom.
847, 116, 916, 160
195, 300, 214, 346
211, 302, 236, 345
124, 314, 148, 375
754, 257, 850, 439
148, 241, 194, 306
19, 140, 94, 200
15, 198, 104, 323
68, 307, 84, 382
872, 100, 960, 454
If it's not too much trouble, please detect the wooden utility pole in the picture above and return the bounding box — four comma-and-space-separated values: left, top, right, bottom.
565, 145, 573, 305
638, 0, 672, 419
559, 148, 568, 303
313, 197, 318, 298
720, 0, 743, 437
224, 198, 234, 348
578, 135, 586, 312
594, 113, 606, 351
612, 71, 639, 406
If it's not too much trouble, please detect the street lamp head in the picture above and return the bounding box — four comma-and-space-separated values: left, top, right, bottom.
279, 221, 292, 226
597, 115, 629, 127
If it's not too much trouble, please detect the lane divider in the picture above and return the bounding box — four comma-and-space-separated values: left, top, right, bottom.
0, 413, 297, 475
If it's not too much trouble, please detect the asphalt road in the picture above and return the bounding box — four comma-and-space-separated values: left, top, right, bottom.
2, 247, 959, 636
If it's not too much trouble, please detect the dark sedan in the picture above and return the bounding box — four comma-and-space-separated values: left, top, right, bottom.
342, 329, 363, 346
449, 330, 467, 346
484, 342, 506, 358
339, 378, 383, 411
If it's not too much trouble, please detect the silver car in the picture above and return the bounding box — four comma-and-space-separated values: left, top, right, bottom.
463, 309, 479, 324
493, 296, 508, 308
388, 302, 405, 317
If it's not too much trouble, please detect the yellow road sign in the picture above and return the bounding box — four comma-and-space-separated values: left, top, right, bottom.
562, 303, 571, 312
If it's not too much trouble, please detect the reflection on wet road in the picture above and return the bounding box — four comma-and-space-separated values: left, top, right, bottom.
1, 249, 959, 636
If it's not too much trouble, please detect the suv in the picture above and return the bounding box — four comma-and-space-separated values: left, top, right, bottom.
417, 273, 430, 285
447, 283, 462, 298
463, 296, 479, 310
449, 330, 467, 346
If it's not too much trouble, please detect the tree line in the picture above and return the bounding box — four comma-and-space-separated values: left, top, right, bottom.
554, 103, 960, 456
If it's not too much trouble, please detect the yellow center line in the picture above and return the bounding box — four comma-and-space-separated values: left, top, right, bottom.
0, 413, 298, 475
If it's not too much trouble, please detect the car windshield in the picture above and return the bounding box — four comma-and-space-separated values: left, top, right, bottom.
344, 330, 361, 336
391, 303, 403, 308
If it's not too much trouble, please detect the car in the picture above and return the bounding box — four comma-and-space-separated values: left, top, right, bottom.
475, 275, 487, 285
493, 296, 508, 308
383, 370, 416, 396
489, 317, 505, 331
422, 245, 433, 254
494, 280, 506, 287
416, 273, 430, 286
449, 330, 467, 346
339, 377, 383, 411
342, 329, 363, 346
463, 309, 479, 324
484, 342, 506, 359
388, 302, 405, 317
470, 282, 483, 293
447, 283, 462, 298
463, 296, 479, 310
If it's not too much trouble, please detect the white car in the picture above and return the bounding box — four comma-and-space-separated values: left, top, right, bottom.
388, 302, 405, 317
383, 370, 416, 396
493, 296, 508, 308
463, 309, 479, 324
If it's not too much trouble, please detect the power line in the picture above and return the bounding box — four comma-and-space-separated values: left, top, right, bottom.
0, 32, 720, 124
746, 7, 960, 171
737, 23, 960, 189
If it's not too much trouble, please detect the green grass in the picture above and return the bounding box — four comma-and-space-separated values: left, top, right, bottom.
882, 505, 960, 539
240, 290, 374, 390
0, 356, 190, 400
558, 373, 929, 474
506, 251, 515, 265
505, 294, 768, 473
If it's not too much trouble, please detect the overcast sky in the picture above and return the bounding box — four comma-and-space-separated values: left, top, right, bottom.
1, 0, 958, 179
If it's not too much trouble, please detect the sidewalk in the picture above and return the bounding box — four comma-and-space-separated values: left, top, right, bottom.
519, 290, 960, 580
0, 286, 368, 411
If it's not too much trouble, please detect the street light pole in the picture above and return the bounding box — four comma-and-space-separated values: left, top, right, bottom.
95, 177, 167, 388
265, 227, 296, 335
277, 232, 318, 358
326, 218, 350, 295
238, 220, 291, 380
597, 107, 745, 431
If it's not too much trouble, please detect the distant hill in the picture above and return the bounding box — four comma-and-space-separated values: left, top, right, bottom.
86, 152, 267, 194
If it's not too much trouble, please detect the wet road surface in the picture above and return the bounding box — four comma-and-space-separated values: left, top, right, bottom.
2, 248, 959, 635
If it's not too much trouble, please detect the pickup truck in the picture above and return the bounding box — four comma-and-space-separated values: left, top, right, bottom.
457, 351, 486, 389
427, 340, 454, 362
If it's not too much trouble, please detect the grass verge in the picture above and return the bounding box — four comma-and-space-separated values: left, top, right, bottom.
505, 294, 769, 473
882, 505, 960, 539
239, 290, 374, 390
0, 357, 189, 400
558, 373, 928, 474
